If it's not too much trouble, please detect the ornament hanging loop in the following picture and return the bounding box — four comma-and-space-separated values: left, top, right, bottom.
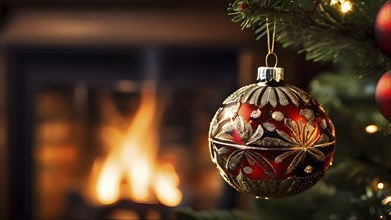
265, 18, 278, 67
265, 52, 278, 68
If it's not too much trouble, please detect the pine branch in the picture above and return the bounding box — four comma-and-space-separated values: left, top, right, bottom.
308, 71, 391, 216
228, 0, 391, 76
253, 181, 391, 219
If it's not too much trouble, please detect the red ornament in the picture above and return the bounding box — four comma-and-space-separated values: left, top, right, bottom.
209, 67, 336, 198
375, 70, 391, 122
375, 0, 391, 56
239, 2, 249, 11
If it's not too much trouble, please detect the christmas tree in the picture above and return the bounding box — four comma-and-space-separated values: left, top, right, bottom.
177, 0, 391, 219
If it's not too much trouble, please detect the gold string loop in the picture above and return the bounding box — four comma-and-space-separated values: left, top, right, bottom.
265, 18, 278, 67
265, 52, 278, 68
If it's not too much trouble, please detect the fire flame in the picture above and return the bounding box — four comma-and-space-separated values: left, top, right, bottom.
89, 84, 182, 207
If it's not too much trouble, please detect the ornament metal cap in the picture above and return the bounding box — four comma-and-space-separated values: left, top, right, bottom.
257, 66, 284, 83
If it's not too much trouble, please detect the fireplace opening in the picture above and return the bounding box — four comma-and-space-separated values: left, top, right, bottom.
8, 47, 241, 220
87, 83, 182, 207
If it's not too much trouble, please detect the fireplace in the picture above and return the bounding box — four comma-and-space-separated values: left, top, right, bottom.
4, 44, 248, 219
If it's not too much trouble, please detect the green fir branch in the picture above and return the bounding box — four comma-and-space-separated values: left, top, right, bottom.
228, 0, 391, 76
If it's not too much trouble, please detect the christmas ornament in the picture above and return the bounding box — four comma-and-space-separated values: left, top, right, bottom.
375, 0, 391, 56
208, 19, 336, 198
375, 70, 391, 122
239, 2, 249, 11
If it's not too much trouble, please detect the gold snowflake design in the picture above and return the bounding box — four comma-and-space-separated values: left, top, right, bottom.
269, 108, 335, 174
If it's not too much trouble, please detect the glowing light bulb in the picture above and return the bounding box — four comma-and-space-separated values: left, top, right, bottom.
382, 195, 391, 205
365, 125, 379, 134
377, 182, 384, 190
330, 0, 339, 5
341, 1, 352, 13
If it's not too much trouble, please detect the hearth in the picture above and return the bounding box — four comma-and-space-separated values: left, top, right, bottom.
5, 45, 241, 219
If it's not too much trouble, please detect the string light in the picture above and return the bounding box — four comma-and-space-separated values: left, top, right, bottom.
330, 0, 353, 13
340, 1, 352, 13
330, 0, 339, 5
382, 195, 391, 205
377, 182, 384, 190
365, 124, 379, 134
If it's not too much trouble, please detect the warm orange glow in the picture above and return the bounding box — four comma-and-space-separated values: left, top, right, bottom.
330, 0, 339, 5
96, 156, 121, 205
89, 84, 182, 207
377, 182, 384, 190
383, 196, 391, 205
341, 1, 352, 13
154, 164, 183, 207
330, 0, 353, 13
365, 124, 379, 134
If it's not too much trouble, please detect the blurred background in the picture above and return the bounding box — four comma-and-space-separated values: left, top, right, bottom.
0, 1, 328, 219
